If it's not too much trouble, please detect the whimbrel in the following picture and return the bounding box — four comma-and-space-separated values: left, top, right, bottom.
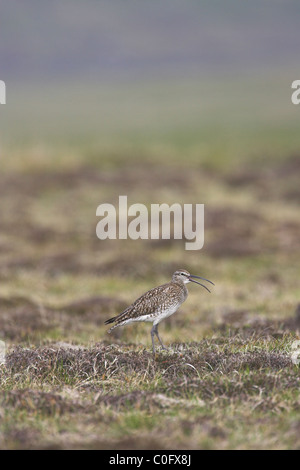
105, 269, 214, 353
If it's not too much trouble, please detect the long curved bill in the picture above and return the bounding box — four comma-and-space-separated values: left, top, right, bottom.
188, 275, 215, 293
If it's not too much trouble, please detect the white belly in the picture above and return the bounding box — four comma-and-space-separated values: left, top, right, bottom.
152, 305, 180, 325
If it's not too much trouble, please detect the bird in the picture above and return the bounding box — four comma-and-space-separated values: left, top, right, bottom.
105, 269, 214, 353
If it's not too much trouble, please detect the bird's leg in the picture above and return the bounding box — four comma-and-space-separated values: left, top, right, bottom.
151, 325, 156, 354
154, 324, 168, 350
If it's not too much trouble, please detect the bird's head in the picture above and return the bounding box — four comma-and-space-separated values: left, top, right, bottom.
172, 269, 214, 293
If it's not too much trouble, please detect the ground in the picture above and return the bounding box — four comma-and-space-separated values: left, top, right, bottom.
0, 140, 299, 450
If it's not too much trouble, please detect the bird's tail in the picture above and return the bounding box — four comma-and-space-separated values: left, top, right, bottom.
104, 315, 118, 333
104, 316, 117, 325
105, 306, 131, 332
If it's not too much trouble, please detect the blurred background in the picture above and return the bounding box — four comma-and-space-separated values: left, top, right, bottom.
1, 0, 300, 152
0, 0, 299, 341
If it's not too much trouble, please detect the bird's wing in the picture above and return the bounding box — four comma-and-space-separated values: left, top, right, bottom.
114, 283, 178, 323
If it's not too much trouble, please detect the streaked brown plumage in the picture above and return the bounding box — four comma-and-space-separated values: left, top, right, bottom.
105, 269, 214, 353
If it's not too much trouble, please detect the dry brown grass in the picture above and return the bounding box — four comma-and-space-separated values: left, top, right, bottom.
0, 148, 300, 449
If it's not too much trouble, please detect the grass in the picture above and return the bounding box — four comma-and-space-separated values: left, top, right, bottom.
1, 337, 299, 449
